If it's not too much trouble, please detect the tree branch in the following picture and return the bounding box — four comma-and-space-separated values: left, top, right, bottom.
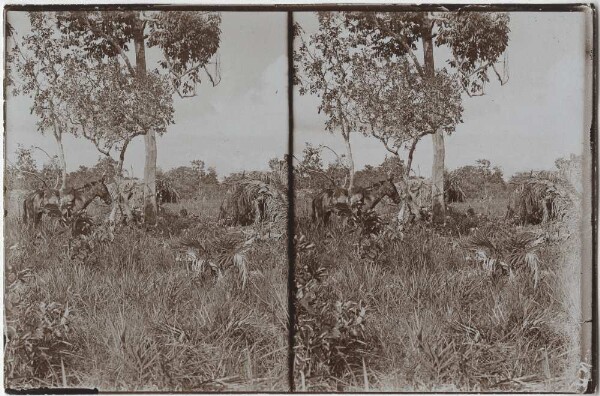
80, 16, 136, 77
292, 154, 337, 187
405, 137, 419, 177
375, 23, 425, 78
319, 144, 345, 163
6, 159, 51, 189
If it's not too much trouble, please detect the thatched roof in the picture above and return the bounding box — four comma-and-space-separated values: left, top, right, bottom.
507, 173, 575, 225
218, 177, 287, 232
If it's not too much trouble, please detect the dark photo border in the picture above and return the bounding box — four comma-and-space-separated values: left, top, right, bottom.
3, 3, 597, 394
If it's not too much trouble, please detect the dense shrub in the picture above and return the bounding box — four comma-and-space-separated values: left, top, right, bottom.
445, 159, 506, 202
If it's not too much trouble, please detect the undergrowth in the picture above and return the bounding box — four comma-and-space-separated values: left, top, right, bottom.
293, 196, 581, 392
4, 197, 288, 391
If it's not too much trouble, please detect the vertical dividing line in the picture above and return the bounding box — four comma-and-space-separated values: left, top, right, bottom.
286, 10, 296, 393
589, 5, 598, 393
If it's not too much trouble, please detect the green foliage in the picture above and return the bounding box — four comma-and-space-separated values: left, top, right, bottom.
8, 10, 218, 200
68, 60, 175, 159
437, 12, 511, 95
175, 221, 258, 288
295, 145, 404, 191
67, 157, 118, 187
9, 13, 82, 137
351, 49, 463, 157
57, 10, 222, 98
463, 226, 547, 288
5, 145, 62, 190
148, 12, 222, 97
346, 11, 510, 96
354, 156, 405, 188
294, 13, 359, 136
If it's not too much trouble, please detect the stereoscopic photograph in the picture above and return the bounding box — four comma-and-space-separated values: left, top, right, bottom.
2, 3, 596, 394
292, 9, 594, 392
4, 9, 288, 391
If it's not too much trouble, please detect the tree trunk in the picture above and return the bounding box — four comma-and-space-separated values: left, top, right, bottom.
431, 131, 445, 220
143, 131, 158, 224
422, 20, 445, 223
405, 137, 419, 179
396, 152, 422, 224
111, 139, 135, 224
134, 18, 157, 226
343, 132, 355, 191
54, 129, 67, 193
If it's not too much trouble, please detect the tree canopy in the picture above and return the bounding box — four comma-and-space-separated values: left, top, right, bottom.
295, 11, 510, 221
10, 10, 223, 224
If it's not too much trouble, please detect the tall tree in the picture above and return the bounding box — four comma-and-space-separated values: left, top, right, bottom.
66, 58, 174, 178
294, 13, 364, 190
8, 13, 88, 192
346, 11, 510, 222
56, 10, 221, 224
349, 49, 462, 181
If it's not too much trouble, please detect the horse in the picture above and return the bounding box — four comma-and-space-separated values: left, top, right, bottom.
59, 177, 113, 218
22, 188, 62, 227
312, 178, 401, 225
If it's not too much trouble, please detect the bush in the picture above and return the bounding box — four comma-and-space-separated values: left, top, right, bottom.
445, 160, 506, 202
294, 230, 371, 389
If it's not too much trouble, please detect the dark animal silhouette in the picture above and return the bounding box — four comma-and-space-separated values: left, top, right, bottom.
60, 177, 113, 218
156, 178, 179, 204
22, 188, 62, 226
312, 179, 401, 225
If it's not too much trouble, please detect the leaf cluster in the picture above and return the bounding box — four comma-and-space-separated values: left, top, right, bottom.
148, 12, 222, 96
66, 59, 174, 157
294, 11, 471, 162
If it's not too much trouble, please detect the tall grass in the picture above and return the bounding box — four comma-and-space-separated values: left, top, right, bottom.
293, 192, 582, 392
4, 192, 287, 391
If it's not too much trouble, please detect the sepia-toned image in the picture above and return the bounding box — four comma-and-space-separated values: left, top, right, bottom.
4, 9, 288, 391
292, 9, 594, 392
2, 3, 596, 395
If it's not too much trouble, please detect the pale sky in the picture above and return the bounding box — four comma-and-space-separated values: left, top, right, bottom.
5, 11, 593, 179
5, 11, 288, 178
294, 11, 593, 178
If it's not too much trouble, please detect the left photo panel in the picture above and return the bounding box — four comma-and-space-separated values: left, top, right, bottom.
4, 9, 289, 391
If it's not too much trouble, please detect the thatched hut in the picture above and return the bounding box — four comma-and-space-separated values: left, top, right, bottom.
507, 173, 573, 225
218, 178, 286, 230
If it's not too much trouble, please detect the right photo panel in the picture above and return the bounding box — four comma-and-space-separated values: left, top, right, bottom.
292, 9, 594, 392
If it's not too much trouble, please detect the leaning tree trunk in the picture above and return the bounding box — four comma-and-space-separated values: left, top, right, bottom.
110, 140, 135, 225
396, 151, 422, 225
134, 18, 158, 226
422, 21, 445, 223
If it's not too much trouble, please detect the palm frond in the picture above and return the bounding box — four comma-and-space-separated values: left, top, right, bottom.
464, 228, 546, 288
176, 227, 252, 288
